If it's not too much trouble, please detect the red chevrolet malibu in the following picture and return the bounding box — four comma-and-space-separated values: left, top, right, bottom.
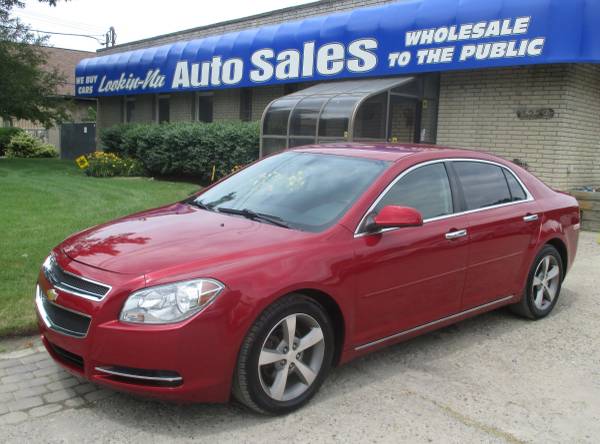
36, 144, 579, 414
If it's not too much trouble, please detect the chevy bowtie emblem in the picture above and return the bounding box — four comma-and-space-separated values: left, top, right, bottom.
46, 288, 59, 302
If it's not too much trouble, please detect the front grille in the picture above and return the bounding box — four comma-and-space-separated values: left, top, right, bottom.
44, 255, 110, 300
41, 295, 91, 338
49, 342, 84, 370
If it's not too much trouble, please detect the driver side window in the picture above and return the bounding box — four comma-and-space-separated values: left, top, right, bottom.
375, 163, 453, 220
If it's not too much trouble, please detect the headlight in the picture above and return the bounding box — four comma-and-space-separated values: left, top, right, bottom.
42, 253, 54, 271
120, 279, 225, 324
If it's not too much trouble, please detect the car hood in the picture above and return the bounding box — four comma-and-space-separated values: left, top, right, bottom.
61, 203, 311, 275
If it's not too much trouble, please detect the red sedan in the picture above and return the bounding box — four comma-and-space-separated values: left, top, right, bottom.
36, 144, 580, 414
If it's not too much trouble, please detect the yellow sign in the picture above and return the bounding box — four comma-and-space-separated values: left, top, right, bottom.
75, 155, 89, 169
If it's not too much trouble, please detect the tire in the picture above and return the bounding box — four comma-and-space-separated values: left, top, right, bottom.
510, 244, 564, 320
232, 294, 335, 415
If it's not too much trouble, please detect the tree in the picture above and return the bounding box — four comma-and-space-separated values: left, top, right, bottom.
0, 0, 70, 127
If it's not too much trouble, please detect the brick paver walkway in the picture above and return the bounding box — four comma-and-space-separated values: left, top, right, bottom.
0, 343, 113, 425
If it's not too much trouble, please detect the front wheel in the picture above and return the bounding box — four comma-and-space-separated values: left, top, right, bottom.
233, 294, 334, 414
510, 244, 563, 319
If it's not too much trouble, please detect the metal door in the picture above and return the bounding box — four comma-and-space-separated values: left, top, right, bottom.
59, 123, 96, 159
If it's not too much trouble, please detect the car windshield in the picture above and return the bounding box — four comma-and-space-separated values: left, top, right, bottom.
192, 151, 389, 232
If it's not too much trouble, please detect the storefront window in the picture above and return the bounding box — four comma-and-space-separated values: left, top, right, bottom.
240, 88, 252, 122
157, 96, 170, 123
419, 98, 438, 144
125, 98, 135, 123
423, 74, 440, 100
197, 94, 213, 123
354, 93, 387, 140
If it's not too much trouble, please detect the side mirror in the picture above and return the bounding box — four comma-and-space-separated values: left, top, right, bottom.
366, 205, 423, 232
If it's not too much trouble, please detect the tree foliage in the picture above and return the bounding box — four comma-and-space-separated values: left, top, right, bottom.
0, 0, 70, 127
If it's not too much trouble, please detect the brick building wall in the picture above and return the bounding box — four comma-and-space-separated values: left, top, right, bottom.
437, 65, 569, 187
213, 89, 241, 121
251, 85, 286, 121
98, 86, 287, 126
97, 97, 122, 133
170, 93, 195, 122
134, 95, 155, 122
560, 65, 600, 188
437, 65, 600, 189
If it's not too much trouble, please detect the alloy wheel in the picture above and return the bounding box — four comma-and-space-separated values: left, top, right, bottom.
532, 255, 560, 311
258, 313, 325, 402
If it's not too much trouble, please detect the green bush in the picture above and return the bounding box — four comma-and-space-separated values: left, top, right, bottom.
99, 121, 259, 182
83, 151, 145, 177
98, 123, 131, 155
0, 127, 24, 157
6, 132, 58, 158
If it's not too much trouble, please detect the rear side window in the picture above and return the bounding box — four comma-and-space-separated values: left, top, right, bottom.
375, 163, 453, 220
454, 162, 511, 210
503, 169, 527, 201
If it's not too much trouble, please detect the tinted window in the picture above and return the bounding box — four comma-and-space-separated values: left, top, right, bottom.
195, 152, 389, 232
454, 162, 511, 210
198, 95, 213, 123
158, 97, 170, 123
125, 99, 135, 123
375, 163, 453, 220
240, 88, 252, 122
503, 169, 527, 201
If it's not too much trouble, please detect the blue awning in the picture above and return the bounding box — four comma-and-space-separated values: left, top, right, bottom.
75, 0, 600, 97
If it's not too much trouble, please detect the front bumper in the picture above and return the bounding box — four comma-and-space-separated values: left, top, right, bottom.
36, 260, 241, 404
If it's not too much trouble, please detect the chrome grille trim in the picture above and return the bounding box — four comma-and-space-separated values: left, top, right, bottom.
36, 285, 91, 338
95, 366, 183, 384
43, 255, 111, 301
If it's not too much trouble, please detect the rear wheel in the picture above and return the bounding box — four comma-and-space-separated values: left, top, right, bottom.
510, 244, 563, 319
233, 294, 334, 414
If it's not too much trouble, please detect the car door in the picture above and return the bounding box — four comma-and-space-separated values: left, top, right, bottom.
451, 160, 542, 310
351, 162, 470, 346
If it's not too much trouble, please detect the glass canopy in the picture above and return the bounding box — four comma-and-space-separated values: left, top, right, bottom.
260, 75, 440, 157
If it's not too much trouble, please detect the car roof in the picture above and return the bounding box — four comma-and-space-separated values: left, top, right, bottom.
293, 143, 491, 163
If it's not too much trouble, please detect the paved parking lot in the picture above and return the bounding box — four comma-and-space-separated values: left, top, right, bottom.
1, 232, 599, 443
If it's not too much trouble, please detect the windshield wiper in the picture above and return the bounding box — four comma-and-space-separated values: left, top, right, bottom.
217, 207, 291, 229
188, 199, 214, 211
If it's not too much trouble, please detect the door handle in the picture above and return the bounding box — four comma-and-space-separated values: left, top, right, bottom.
523, 214, 539, 223
445, 229, 468, 240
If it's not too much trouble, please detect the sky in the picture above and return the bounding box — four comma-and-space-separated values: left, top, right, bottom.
13, 0, 316, 52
